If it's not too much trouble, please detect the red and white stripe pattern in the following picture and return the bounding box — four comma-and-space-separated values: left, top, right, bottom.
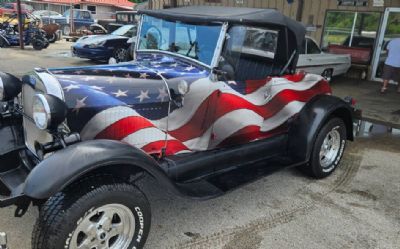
80, 73, 331, 155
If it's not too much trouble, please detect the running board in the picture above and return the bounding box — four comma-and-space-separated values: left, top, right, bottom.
174, 157, 299, 199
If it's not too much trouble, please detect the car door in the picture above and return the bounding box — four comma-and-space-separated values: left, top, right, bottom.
298, 38, 330, 75
209, 25, 290, 151
74, 11, 92, 30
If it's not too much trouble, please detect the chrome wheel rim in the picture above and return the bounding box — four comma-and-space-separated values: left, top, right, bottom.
319, 128, 341, 171
69, 204, 135, 249
114, 49, 127, 62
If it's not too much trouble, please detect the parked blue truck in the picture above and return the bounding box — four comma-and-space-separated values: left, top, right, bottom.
41, 9, 95, 35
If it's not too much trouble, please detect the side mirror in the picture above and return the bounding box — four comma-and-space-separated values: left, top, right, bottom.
127, 37, 136, 44
212, 65, 234, 81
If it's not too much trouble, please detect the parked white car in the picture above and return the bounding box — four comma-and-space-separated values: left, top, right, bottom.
297, 37, 351, 81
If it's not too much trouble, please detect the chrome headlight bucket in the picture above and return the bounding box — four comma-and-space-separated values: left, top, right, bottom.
0, 71, 22, 101
32, 93, 67, 130
0, 77, 4, 101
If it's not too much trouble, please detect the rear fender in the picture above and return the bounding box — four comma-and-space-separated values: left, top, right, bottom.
23, 139, 181, 199
287, 94, 354, 163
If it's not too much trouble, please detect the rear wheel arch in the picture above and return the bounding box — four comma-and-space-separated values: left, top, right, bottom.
329, 107, 354, 141
288, 94, 354, 163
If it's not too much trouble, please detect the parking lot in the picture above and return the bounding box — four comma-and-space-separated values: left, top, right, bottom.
0, 41, 399, 249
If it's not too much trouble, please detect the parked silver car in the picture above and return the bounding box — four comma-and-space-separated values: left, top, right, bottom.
297, 37, 351, 81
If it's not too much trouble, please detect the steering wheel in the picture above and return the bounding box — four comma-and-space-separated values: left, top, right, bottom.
144, 26, 166, 49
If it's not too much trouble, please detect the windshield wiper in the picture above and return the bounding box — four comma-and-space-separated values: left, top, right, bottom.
186, 41, 198, 59
279, 50, 297, 76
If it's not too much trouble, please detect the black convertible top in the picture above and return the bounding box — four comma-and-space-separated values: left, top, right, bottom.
139, 6, 305, 47
139, 6, 305, 72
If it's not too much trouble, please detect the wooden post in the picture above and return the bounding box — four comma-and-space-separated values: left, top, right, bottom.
70, 3, 74, 35
16, 0, 24, 49
171, 0, 177, 7
296, 0, 304, 22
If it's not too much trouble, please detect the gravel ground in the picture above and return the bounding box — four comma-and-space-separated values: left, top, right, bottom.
0, 42, 399, 249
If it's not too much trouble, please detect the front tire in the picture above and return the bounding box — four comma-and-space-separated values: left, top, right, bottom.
32, 176, 151, 249
300, 117, 347, 179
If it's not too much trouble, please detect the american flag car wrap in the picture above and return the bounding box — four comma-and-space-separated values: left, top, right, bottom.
48, 53, 331, 156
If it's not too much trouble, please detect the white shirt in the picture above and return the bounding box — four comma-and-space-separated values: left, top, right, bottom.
385, 38, 400, 68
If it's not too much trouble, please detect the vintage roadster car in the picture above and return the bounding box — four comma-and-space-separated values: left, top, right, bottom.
0, 6, 354, 249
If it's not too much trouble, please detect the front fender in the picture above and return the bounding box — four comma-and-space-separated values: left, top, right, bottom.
287, 94, 354, 163
23, 139, 179, 199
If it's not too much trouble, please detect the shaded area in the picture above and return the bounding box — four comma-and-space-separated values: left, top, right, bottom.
331, 77, 400, 129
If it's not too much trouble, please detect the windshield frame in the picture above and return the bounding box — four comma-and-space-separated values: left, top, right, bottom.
135, 14, 228, 69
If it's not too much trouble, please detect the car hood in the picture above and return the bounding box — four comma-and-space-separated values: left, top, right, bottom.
47, 53, 210, 132
75, 34, 127, 45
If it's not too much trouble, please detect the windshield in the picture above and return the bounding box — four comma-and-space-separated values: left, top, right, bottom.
138, 15, 223, 65
112, 25, 136, 37
63, 10, 78, 18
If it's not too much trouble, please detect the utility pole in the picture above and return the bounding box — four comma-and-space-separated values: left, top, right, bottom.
296, 0, 304, 22
171, 0, 177, 7
16, 0, 24, 49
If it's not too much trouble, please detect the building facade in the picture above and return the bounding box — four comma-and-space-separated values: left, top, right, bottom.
26, 0, 134, 19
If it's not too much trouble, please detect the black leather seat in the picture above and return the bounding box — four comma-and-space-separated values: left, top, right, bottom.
234, 54, 280, 81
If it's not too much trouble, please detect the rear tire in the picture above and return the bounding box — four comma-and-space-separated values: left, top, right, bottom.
32, 39, 45, 50
32, 175, 151, 249
47, 33, 57, 43
300, 117, 347, 179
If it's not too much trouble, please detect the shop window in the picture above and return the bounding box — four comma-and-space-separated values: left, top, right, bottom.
322, 11, 381, 49
87, 5, 96, 14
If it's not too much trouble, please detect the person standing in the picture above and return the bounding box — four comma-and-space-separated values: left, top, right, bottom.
381, 37, 400, 93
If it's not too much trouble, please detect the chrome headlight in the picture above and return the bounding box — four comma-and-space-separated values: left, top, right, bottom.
33, 94, 51, 130
0, 77, 4, 101
0, 71, 22, 101
32, 93, 67, 130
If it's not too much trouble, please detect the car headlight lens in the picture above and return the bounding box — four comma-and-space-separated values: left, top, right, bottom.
32, 93, 68, 130
33, 94, 51, 130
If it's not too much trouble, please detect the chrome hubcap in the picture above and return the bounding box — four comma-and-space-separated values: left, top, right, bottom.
69, 204, 135, 249
115, 49, 127, 62
319, 128, 341, 171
